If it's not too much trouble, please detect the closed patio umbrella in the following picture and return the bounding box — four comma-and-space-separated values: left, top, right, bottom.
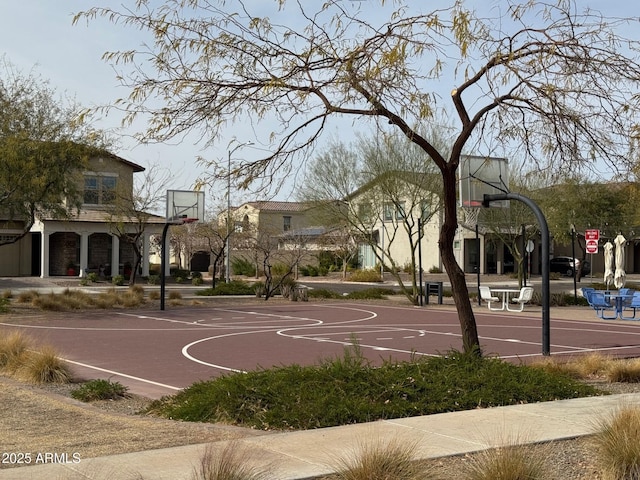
614, 234, 627, 289
604, 241, 614, 290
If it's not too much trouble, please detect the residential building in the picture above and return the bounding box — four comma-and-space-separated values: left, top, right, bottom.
0, 152, 164, 277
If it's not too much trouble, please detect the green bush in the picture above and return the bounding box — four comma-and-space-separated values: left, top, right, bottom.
87, 272, 99, 283
0, 298, 9, 313
231, 257, 256, 277
145, 347, 599, 430
192, 276, 204, 286
308, 288, 342, 299
196, 281, 256, 296
346, 288, 396, 299
428, 266, 442, 274
71, 379, 130, 401
348, 269, 383, 282
111, 275, 125, 286
271, 263, 290, 276
147, 274, 159, 285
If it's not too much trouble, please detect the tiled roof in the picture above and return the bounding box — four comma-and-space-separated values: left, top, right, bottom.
244, 201, 311, 212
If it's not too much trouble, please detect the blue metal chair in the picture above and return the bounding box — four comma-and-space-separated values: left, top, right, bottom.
581, 287, 595, 302
588, 292, 617, 320
621, 292, 640, 320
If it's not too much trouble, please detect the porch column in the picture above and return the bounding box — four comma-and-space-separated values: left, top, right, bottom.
111, 234, 120, 276
142, 232, 150, 277
79, 232, 89, 277
40, 231, 50, 278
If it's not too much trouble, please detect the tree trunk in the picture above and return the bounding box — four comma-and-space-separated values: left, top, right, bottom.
440, 165, 481, 355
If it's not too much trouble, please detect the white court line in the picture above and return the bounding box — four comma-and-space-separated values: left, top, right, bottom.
62, 358, 181, 391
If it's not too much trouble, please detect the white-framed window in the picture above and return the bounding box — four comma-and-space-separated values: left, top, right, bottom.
383, 202, 405, 221
84, 175, 117, 205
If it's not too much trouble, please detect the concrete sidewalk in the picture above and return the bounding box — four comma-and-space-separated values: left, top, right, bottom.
2, 392, 640, 479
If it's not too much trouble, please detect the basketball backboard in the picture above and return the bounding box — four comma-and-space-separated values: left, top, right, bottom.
166, 190, 205, 223
459, 155, 509, 208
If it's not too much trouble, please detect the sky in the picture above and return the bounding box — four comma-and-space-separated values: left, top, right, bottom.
1, 1, 638, 214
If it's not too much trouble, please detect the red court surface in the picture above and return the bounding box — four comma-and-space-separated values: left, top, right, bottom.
3, 302, 640, 398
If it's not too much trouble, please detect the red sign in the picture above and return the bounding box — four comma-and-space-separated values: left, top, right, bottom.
586, 239, 598, 254
585, 229, 599, 241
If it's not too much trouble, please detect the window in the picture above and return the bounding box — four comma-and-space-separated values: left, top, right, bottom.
84, 175, 117, 205
420, 199, 431, 221
383, 202, 405, 221
283, 216, 291, 232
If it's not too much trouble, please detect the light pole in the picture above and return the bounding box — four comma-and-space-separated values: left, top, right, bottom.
226, 140, 253, 283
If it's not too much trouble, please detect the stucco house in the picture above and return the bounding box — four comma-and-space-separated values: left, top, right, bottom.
0, 152, 164, 278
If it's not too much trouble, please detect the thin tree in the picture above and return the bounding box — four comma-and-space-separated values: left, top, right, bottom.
76, 1, 640, 354
0, 58, 107, 245
107, 164, 171, 285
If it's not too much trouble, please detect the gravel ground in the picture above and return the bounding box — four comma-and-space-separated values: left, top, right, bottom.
3, 376, 640, 478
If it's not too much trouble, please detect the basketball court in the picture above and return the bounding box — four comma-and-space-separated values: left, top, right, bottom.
2, 302, 640, 398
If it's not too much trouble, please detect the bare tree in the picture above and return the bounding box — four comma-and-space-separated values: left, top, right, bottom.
77, 1, 640, 354
107, 164, 171, 285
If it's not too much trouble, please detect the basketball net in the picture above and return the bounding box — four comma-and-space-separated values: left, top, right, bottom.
460, 206, 481, 231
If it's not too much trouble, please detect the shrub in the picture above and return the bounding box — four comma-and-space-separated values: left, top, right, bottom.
168, 291, 183, 300
16, 346, 72, 384
2, 290, 12, 299
192, 442, 270, 480
0, 297, 9, 313
149, 291, 160, 300
332, 437, 424, 480
271, 263, 290, 276
346, 288, 396, 300
278, 275, 297, 299
428, 266, 443, 274
71, 379, 130, 401
87, 272, 99, 283
0, 330, 31, 371
593, 405, 640, 479
112, 275, 125, 286
146, 348, 597, 430
196, 281, 257, 296
308, 288, 342, 299
231, 257, 257, 277
192, 276, 204, 286
147, 274, 159, 285
298, 265, 310, 276
348, 269, 382, 283
464, 439, 551, 480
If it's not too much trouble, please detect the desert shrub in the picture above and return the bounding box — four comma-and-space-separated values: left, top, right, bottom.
112, 275, 125, 286
168, 291, 183, 300
464, 440, 551, 480
270, 263, 290, 276
278, 276, 297, 299
16, 346, 72, 384
147, 274, 159, 285
0, 298, 9, 313
348, 269, 382, 283
593, 405, 640, 479
607, 358, 640, 383
428, 266, 443, 274
332, 437, 424, 480
17, 290, 39, 303
0, 330, 31, 371
149, 291, 160, 300
192, 442, 270, 480
71, 379, 130, 401
192, 276, 204, 286
2, 290, 12, 299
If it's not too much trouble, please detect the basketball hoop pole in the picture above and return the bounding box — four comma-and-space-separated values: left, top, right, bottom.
484, 192, 551, 356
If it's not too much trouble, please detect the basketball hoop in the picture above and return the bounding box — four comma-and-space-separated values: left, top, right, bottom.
461, 206, 481, 230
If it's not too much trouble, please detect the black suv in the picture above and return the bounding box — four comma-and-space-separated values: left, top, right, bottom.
549, 256, 590, 276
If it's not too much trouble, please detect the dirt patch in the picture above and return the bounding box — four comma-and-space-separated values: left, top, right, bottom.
0, 376, 263, 470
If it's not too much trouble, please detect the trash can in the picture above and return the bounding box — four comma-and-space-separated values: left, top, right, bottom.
423, 281, 443, 305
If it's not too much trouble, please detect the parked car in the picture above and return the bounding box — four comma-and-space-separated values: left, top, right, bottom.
549, 256, 590, 276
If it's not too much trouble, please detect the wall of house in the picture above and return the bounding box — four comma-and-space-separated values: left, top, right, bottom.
83, 155, 135, 201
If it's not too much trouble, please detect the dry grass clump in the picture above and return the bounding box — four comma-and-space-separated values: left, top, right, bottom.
17, 289, 40, 303
168, 291, 183, 300
607, 358, 640, 383
529, 352, 614, 379
463, 440, 551, 480
192, 442, 271, 480
15, 345, 72, 384
331, 436, 426, 480
148, 290, 160, 300
2, 289, 12, 299
0, 330, 31, 372
20, 286, 148, 311
593, 405, 640, 479
0, 330, 71, 383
